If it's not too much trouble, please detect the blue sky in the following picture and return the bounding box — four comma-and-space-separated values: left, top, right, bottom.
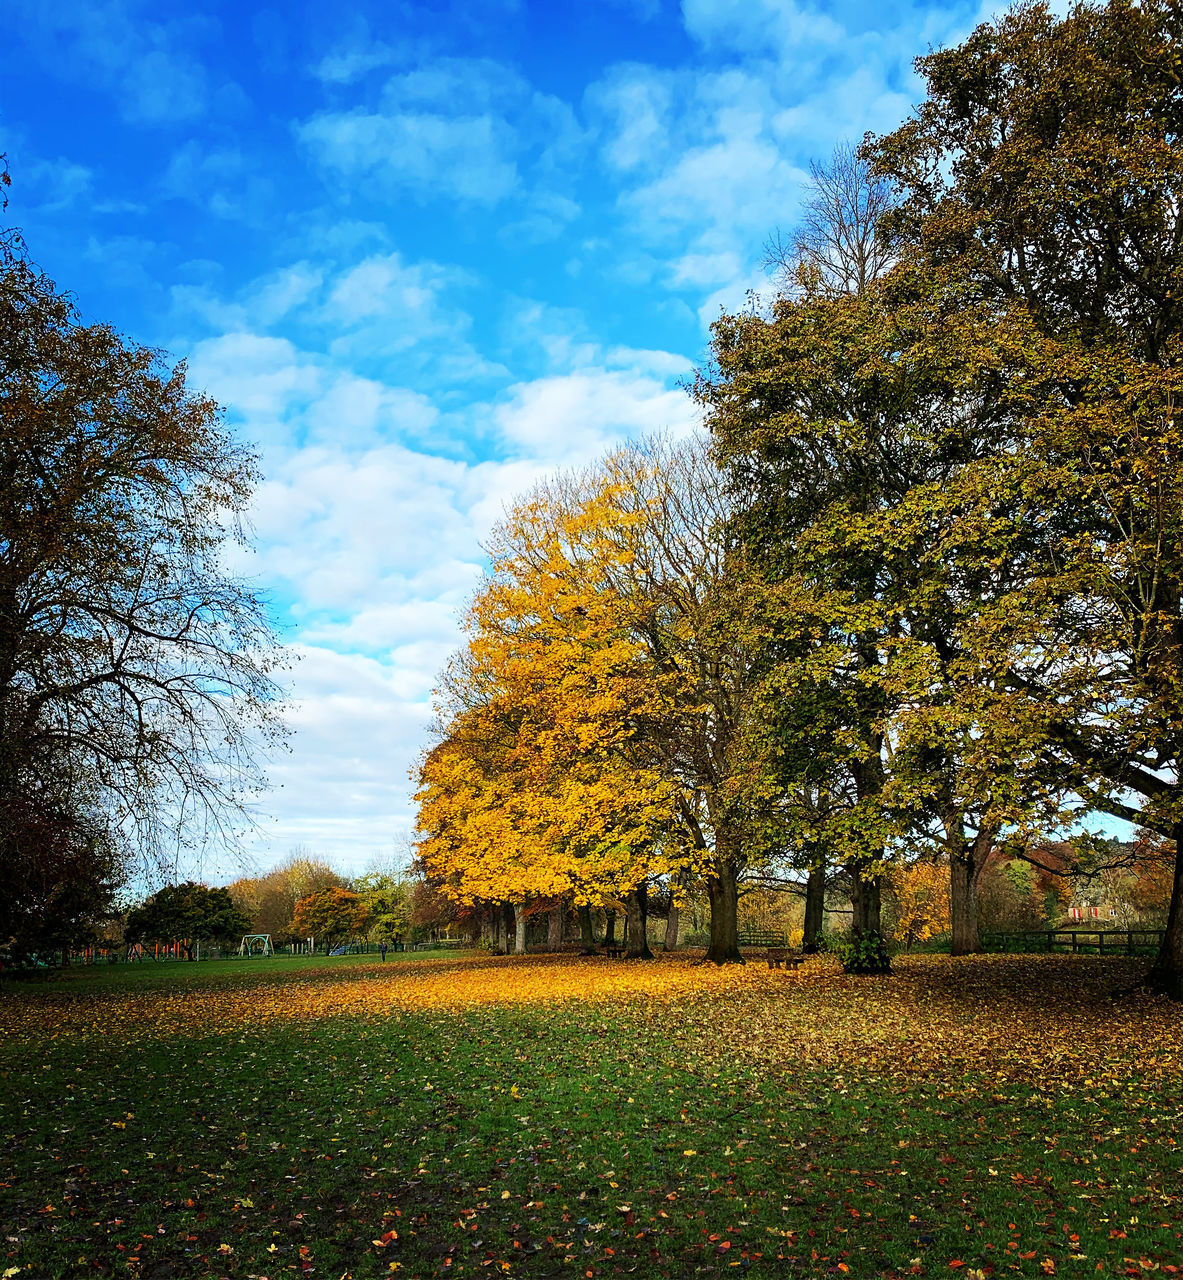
2, 0, 1013, 878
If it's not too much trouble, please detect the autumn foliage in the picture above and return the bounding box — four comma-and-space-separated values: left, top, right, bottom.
412, 2, 1183, 996
291, 886, 371, 950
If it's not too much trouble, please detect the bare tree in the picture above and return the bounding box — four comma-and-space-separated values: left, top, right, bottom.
0, 230, 287, 898
765, 140, 897, 297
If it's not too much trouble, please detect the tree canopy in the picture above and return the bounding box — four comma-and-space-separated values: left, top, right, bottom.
0, 217, 286, 940
411, 0, 1183, 996
124, 882, 250, 960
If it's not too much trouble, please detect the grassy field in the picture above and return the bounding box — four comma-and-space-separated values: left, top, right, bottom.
1, 951, 1180, 1280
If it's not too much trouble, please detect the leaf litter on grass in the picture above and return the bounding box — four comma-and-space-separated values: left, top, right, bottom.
1, 953, 1181, 1279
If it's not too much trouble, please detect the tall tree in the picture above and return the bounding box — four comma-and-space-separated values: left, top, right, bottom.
417, 438, 782, 963
728, 145, 904, 969
706, 262, 1067, 965
416, 477, 682, 939
0, 231, 286, 897
590, 438, 787, 963
705, 286, 910, 972
870, 0, 1183, 995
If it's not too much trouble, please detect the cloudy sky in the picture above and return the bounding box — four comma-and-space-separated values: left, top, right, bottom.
3, 0, 1014, 878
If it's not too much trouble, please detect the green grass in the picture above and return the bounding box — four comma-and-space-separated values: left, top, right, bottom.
1, 953, 1180, 1279
3, 948, 470, 994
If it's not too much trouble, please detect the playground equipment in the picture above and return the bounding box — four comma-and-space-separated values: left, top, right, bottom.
238, 934, 274, 957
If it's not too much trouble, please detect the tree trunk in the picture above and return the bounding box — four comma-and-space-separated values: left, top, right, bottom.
604, 909, 616, 946
664, 898, 679, 951
625, 887, 653, 959
706, 860, 743, 964
578, 904, 596, 954
1147, 820, 1183, 1000
500, 903, 514, 955
949, 848, 981, 955
847, 742, 890, 974
948, 815, 992, 956
803, 863, 825, 953
850, 870, 883, 934
514, 905, 527, 955
848, 870, 891, 974
547, 903, 563, 951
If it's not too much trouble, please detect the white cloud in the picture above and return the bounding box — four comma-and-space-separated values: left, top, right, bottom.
187, 333, 324, 446
299, 55, 587, 219
19, 156, 93, 212
122, 46, 208, 123
250, 263, 325, 327
247, 442, 481, 615
319, 252, 498, 379
244, 643, 436, 874
618, 86, 805, 240
304, 595, 469, 660
163, 142, 273, 222
380, 58, 527, 115
299, 108, 520, 205
173, 263, 325, 333
326, 252, 460, 328
681, 0, 845, 56
315, 42, 399, 85
668, 248, 746, 289
493, 369, 698, 462
498, 192, 582, 246
588, 69, 673, 172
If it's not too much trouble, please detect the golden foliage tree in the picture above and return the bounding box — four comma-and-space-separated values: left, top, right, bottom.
416, 437, 784, 963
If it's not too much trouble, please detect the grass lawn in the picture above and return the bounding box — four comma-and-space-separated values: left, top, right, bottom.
1, 950, 1180, 1279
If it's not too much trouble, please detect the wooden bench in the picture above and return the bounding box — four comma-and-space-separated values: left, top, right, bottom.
602, 944, 627, 959
739, 929, 787, 949
766, 948, 805, 970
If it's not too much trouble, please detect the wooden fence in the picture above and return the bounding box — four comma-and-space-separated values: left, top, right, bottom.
981, 928, 1164, 955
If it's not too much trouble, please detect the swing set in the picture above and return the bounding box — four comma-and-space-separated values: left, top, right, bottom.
238, 934, 274, 957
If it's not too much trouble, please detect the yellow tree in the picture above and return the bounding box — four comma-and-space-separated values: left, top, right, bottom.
417, 437, 781, 963
887, 860, 951, 947
416, 479, 686, 957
